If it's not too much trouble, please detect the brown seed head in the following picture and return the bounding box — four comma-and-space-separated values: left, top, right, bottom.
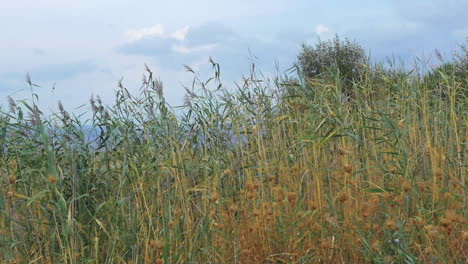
253, 209, 261, 217
337, 147, 349, 156
343, 164, 352, 174
418, 182, 427, 192
411, 217, 425, 229
297, 211, 304, 219
402, 180, 411, 193
223, 169, 233, 176
168, 221, 175, 230
48, 175, 57, 185
267, 175, 275, 182
286, 192, 297, 204
229, 205, 238, 214
275, 193, 283, 202
10, 160, 17, 170
442, 192, 452, 200
211, 192, 219, 203
360, 202, 371, 218
337, 191, 349, 203
253, 182, 260, 190
384, 219, 398, 231
209, 210, 216, 218
371, 240, 380, 252
439, 217, 451, 227
8, 175, 16, 185
308, 200, 318, 210
150, 239, 164, 250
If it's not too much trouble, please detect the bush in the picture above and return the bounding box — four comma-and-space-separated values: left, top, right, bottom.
425, 43, 467, 99
297, 35, 369, 91
452, 42, 468, 80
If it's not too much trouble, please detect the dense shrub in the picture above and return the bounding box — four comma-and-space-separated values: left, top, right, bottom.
297, 35, 369, 91
453, 42, 468, 77
425, 43, 467, 99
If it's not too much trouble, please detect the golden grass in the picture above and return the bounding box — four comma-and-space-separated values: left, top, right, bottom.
0, 62, 466, 263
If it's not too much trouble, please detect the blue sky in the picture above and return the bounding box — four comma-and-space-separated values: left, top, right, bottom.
1, 0, 467, 114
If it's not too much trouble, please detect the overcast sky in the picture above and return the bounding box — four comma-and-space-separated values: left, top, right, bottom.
1, 0, 467, 115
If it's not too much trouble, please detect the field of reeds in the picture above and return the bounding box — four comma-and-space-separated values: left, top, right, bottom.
0, 55, 466, 263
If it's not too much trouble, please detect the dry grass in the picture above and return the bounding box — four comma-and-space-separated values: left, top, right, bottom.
0, 60, 466, 263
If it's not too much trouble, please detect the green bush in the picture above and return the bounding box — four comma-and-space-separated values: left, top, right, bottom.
424, 43, 467, 99
453, 42, 467, 76
297, 35, 369, 91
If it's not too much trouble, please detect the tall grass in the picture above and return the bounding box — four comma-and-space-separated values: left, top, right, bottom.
0, 58, 466, 263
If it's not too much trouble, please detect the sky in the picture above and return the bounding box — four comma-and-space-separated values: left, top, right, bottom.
0, 0, 467, 115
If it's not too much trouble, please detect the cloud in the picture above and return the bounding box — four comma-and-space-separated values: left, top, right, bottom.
171, 26, 190, 41
183, 23, 236, 46
119, 23, 229, 57
315, 24, 329, 36
119, 37, 176, 55
126, 24, 165, 41
117, 22, 311, 77
338, 0, 467, 65
172, 43, 218, 54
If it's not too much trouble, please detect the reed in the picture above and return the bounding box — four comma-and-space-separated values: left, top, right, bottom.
0, 55, 466, 263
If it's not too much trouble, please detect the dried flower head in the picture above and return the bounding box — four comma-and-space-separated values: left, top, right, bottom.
286, 192, 298, 204
48, 175, 57, 185
337, 191, 349, 203
8, 175, 16, 185
402, 180, 411, 193
308, 200, 318, 210
7, 96, 16, 114
10, 160, 17, 170
149, 239, 164, 250
211, 192, 219, 203
337, 146, 350, 156
223, 169, 233, 176
343, 164, 352, 174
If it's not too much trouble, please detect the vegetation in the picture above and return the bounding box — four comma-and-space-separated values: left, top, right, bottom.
0, 42, 466, 263
424, 44, 468, 100
297, 35, 369, 94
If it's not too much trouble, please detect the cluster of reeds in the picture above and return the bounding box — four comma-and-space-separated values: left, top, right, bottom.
0, 58, 466, 263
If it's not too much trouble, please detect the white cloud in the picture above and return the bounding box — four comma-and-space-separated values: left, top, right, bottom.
126, 24, 192, 42
171, 26, 191, 41
315, 24, 329, 35
171, 43, 217, 54
127, 24, 165, 41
